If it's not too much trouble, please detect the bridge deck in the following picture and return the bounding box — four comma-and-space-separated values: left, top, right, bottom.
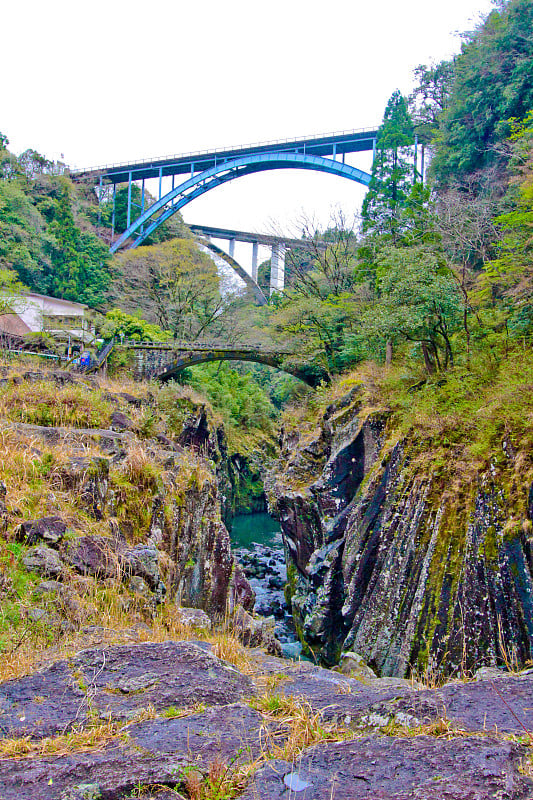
190, 223, 326, 248
72, 128, 378, 184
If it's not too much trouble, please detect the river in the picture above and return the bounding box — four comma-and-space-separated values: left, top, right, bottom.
231, 512, 301, 658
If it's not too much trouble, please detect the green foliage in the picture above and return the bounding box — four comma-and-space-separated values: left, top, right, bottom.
0, 139, 111, 307
409, 61, 455, 141
364, 246, 463, 371
0, 266, 27, 313
0, 180, 50, 290
100, 184, 189, 244
100, 308, 171, 342
181, 362, 278, 453
482, 112, 533, 336
362, 90, 415, 243
186, 362, 276, 431
47, 183, 111, 306
431, 0, 533, 185
0, 381, 114, 428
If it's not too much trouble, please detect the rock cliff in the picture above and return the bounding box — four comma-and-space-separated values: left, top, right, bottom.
269, 381, 533, 677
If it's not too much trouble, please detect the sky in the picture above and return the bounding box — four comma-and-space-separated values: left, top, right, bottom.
2, 0, 495, 269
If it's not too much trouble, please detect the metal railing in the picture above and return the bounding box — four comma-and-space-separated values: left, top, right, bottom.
70, 126, 378, 175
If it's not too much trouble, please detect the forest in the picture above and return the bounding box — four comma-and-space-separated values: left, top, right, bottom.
1, 0, 533, 416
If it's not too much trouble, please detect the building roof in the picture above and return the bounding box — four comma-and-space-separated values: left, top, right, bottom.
0, 313, 32, 337
25, 292, 88, 310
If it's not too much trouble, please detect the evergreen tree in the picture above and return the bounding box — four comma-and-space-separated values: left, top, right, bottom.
47, 186, 85, 301
47, 184, 110, 306
361, 90, 415, 243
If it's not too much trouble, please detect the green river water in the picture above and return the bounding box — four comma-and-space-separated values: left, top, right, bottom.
230, 512, 282, 549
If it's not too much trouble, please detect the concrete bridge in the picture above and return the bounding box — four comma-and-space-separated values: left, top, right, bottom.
125, 342, 329, 386
191, 223, 328, 300
72, 127, 378, 253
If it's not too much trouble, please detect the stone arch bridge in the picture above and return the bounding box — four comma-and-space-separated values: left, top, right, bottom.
126, 343, 329, 387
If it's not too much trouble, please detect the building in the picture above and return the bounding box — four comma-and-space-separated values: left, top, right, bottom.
0, 292, 95, 345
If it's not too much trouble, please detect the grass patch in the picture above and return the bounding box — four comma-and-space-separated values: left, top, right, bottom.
0, 721, 129, 759
251, 693, 355, 762
0, 380, 114, 429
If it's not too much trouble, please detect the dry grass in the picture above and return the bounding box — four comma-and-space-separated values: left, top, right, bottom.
251, 693, 355, 763
0, 720, 128, 760
0, 380, 114, 429
0, 592, 253, 684
182, 757, 258, 800
211, 629, 254, 676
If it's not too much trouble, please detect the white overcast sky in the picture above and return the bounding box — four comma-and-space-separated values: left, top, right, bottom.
2, 0, 495, 262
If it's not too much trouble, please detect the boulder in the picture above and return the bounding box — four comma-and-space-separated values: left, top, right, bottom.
339, 651, 378, 681
232, 606, 282, 656
15, 516, 67, 546
175, 606, 212, 632
368, 673, 533, 735
62, 535, 117, 578
110, 410, 135, 431
23, 545, 64, 578
0, 705, 283, 800
229, 562, 255, 612
121, 544, 160, 589
0, 641, 255, 740
58, 457, 109, 519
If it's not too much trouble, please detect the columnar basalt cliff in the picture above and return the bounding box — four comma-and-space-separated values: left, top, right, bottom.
269, 382, 533, 676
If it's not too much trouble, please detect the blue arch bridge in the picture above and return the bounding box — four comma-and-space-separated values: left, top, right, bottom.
72, 127, 425, 295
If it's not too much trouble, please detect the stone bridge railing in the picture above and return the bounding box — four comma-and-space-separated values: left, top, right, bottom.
120, 342, 329, 387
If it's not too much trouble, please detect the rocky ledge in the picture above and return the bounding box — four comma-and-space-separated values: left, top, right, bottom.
1, 640, 533, 799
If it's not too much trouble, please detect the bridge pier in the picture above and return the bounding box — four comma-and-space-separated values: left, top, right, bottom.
251, 241, 259, 282
270, 243, 286, 295
229, 238, 236, 259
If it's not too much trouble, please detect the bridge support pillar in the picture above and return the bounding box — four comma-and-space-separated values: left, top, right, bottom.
270, 243, 286, 295
251, 241, 258, 282
229, 238, 236, 259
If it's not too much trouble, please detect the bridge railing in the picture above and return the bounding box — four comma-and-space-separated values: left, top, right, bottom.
114, 339, 295, 356
70, 126, 378, 176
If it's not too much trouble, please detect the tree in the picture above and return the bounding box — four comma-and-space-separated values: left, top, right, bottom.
361, 91, 415, 243
282, 211, 359, 299
409, 61, 455, 141
0, 180, 49, 290
267, 215, 366, 374
99, 308, 171, 342
431, 0, 533, 186
101, 184, 189, 244
364, 246, 463, 372
483, 111, 533, 336
435, 186, 501, 359
0, 265, 26, 312
115, 238, 225, 342
47, 184, 111, 306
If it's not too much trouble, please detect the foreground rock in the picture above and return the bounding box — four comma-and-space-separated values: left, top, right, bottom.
367, 673, 533, 735
1, 705, 284, 800
1, 642, 533, 799
0, 641, 253, 739
274, 663, 416, 724
241, 735, 532, 800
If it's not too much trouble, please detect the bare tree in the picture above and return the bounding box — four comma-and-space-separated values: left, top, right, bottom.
435, 186, 501, 362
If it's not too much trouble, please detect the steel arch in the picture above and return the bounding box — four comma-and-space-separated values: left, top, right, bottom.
110, 153, 371, 253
